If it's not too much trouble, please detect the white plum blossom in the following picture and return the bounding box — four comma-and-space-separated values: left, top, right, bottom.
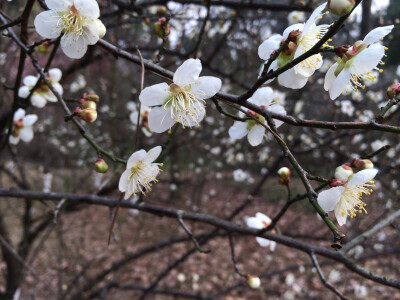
340, 100, 354, 116
324, 25, 394, 100
34, 0, 106, 59
245, 213, 276, 251
317, 169, 377, 226
288, 11, 305, 25
354, 285, 368, 298
233, 169, 248, 182
258, 3, 328, 89
9, 109, 38, 145
118, 146, 163, 199
139, 59, 222, 133
228, 87, 286, 146
18, 68, 63, 108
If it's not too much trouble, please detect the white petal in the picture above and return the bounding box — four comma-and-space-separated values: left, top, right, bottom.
246, 217, 263, 229
23, 75, 38, 87
329, 69, 351, 100
34, 11, 62, 39
347, 169, 378, 187
255, 212, 271, 224
258, 34, 282, 60
129, 111, 139, 125
13, 108, 25, 121
126, 180, 136, 199
9, 135, 20, 145
173, 59, 202, 86
248, 87, 274, 107
268, 104, 286, 128
61, 33, 88, 59
324, 63, 338, 91
228, 122, 248, 140
19, 127, 34, 142
18, 86, 30, 98
302, 2, 326, 36
294, 46, 322, 77
363, 25, 394, 45
191, 76, 222, 99
148, 107, 176, 133
144, 146, 162, 163
269, 241, 276, 252
256, 237, 271, 247
48, 68, 62, 82
350, 44, 385, 76
247, 125, 265, 146
31, 94, 47, 108
139, 83, 169, 107
83, 20, 100, 45
278, 68, 308, 89
73, 0, 100, 19
179, 102, 205, 127
118, 169, 130, 192
334, 205, 348, 226
46, 0, 72, 11
127, 149, 147, 169
283, 23, 304, 39
317, 186, 345, 212
23, 115, 38, 126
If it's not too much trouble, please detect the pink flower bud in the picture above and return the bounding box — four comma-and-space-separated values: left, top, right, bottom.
328, 0, 356, 16
329, 179, 345, 187
87, 93, 100, 103
79, 99, 97, 109
75, 107, 97, 123
334, 164, 354, 182
352, 158, 374, 171
153, 18, 171, 38
277, 167, 291, 185
95, 158, 108, 173
387, 83, 400, 99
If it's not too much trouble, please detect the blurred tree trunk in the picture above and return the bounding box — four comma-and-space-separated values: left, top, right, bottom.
360, 0, 372, 39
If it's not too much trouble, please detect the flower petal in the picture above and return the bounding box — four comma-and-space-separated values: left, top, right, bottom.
13, 108, 25, 121
179, 102, 205, 128
301, 2, 326, 37
19, 127, 34, 142
317, 186, 345, 212
23, 115, 38, 126
9, 135, 20, 145
191, 76, 221, 99
258, 34, 282, 60
118, 169, 130, 192
283, 23, 304, 39
83, 20, 100, 45
268, 104, 286, 128
34, 11, 62, 39
49, 68, 62, 82
248, 87, 273, 107
31, 94, 47, 108
173, 59, 202, 86
148, 106, 176, 133
18, 86, 30, 98
278, 68, 308, 89
127, 149, 146, 169
255, 212, 271, 224
46, 0, 72, 11
61, 33, 88, 59
144, 146, 162, 163
324, 63, 338, 92
256, 237, 271, 247
329, 69, 351, 100
23, 75, 39, 87
228, 121, 248, 140
334, 205, 348, 226
347, 169, 378, 187
247, 125, 265, 146
363, 25, 394, 45
73, 0, 100, 19
350, 44, 385, 76
139, 83, 169, 107
246, 217, 263, 229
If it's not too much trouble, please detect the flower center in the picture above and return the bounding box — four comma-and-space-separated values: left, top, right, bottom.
59, 5, 85, 35
127, 161, 159, 196
339, 179, 376, 219
163, 83, 205, 128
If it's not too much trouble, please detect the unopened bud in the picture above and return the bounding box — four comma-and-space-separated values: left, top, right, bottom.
387, 83, 400, 99
87, 93, 100, 103
277, 167, 291, 185
352, 158, 374, 171
96, 20, 106, 39
75, 107, 97, 123
328, 0, 355, 16
79, 99, 97, 109
247, 275, 261, 289
95, 158, 108, 173
37, 42, 50, 54
153, 18, 171, 38
334, 163, 353, 182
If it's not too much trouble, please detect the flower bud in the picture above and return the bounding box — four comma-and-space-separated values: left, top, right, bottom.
352, 158, 374, 171
328, 0, 355, 16
156, 6, 167, 15
75, 107, 97, 123
96, 19, 106, 39
153, 18, 171, 38
277, 167, 291, 185
79, 99, 97, 109
37, 42, 50, 54
387, 83, 400, 99
94, 158, 108, 173
87, 93, 100, 103
329, 179, 345, 187
334, 163, 353, 182
247, 275, 261, 289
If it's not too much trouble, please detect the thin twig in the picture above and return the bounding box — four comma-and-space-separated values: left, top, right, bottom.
177, 213, 210, 253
